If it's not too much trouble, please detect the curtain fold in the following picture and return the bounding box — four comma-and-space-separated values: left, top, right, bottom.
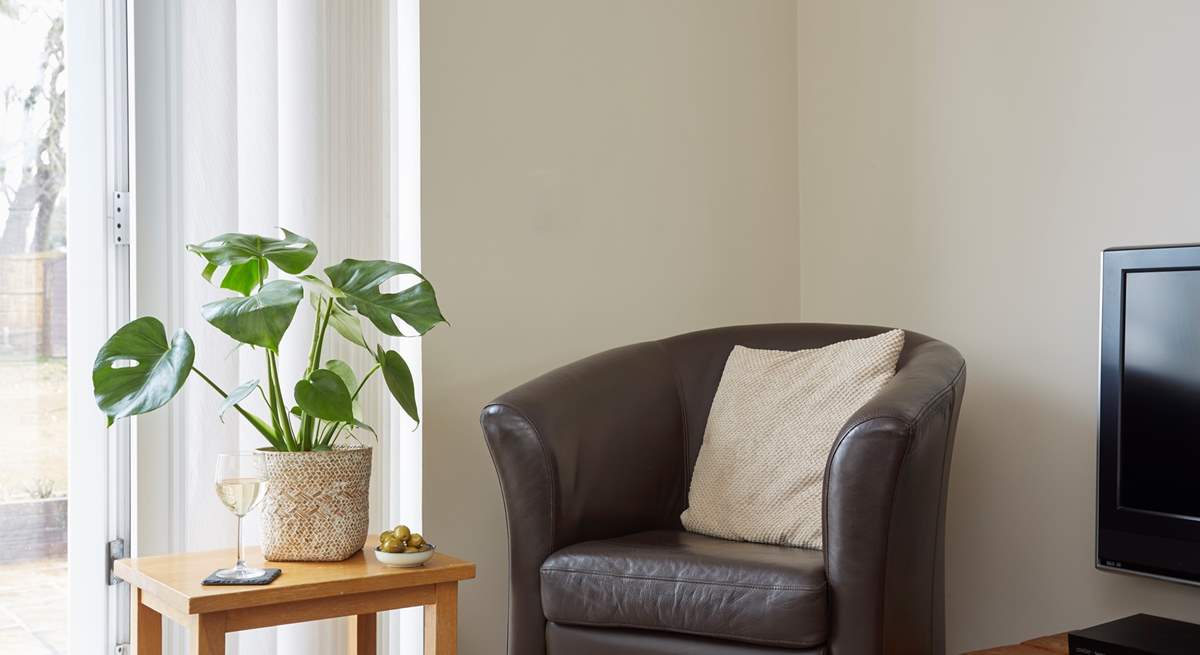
234, 0, 279, 651
136, 1, 399, 653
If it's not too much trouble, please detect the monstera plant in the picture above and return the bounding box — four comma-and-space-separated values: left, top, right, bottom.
92, 230, 444, 452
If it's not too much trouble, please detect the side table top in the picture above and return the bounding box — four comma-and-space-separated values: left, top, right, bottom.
964, 634, 1067, 654
114, 535, 475, 616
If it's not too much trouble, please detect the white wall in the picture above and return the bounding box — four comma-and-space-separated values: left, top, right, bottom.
796, 1, 1200, 651
420, 1, 801, 651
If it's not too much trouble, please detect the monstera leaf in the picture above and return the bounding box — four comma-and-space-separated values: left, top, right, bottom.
304, 279, 368, 349
294, 368, 355, 422
325, 359, 357, 396
325, 259, 446, 337
93, 317, 195, 426
200, 280, 303, 350
217, 379, 259, 422
296, 273, 342, 299
325, 359, 363, 418
92, 233, 446, 451
378, 347, 419, 424
188, 229, 317, 296
325, 300, 368, 349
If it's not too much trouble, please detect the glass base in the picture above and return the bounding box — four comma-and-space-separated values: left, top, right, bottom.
214, 565, 267, 580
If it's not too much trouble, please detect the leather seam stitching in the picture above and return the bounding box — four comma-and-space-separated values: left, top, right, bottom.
540, 567, 827, 591
546, 618, 823, 649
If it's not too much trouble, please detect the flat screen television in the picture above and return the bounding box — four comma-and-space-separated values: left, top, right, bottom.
1099, 244, 1200, 585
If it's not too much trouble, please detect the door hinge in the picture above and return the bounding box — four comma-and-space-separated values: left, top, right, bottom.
107, 538, 127, 585
112, 190, 130, 246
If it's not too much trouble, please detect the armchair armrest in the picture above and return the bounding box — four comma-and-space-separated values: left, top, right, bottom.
481, 341, 688, 655
823, 337, 966, 655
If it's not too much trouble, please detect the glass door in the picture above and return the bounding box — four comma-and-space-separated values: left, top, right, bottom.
0, 1, 74, 653
0, 0, 132, 653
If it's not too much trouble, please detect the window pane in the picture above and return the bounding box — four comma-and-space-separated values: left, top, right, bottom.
0, 1, 68, 653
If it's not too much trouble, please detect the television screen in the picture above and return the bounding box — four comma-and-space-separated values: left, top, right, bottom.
1120, 269, 1200, 519
1099, 245, 1200, 587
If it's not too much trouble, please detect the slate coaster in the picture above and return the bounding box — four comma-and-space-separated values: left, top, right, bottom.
201, 568, 282, 586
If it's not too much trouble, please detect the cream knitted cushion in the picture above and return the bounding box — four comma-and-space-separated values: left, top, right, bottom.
680, 329, 905, 550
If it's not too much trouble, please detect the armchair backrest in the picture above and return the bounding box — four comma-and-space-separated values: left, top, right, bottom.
658, 323, 911, 495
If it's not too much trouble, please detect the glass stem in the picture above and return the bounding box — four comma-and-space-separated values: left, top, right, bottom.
236, 514, 246, 571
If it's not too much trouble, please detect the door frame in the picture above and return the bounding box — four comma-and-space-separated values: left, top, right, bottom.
66, 0, 132, 652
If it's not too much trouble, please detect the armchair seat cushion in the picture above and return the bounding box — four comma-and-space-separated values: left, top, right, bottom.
539, 530, 827, 648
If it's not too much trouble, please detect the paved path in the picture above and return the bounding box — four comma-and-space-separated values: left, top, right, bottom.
0, 558, 67, 654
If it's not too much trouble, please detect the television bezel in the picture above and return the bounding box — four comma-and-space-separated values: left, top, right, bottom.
1098, 243, 1200, 587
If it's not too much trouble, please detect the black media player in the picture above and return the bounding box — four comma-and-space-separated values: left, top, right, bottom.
1068, 614, 1200, 655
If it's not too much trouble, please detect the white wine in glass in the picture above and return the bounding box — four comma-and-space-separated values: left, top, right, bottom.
213, 452, 268, 580
216, 477, 266, 516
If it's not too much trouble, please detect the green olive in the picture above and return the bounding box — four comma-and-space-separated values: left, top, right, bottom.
381, 537, 403, 553
379, 530, 394, 543
392, 525, 411, 542
408, 533, 425, 548
403, 546, 420, 553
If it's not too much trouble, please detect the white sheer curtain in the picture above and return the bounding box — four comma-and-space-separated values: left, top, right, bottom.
133, 0, 422, 653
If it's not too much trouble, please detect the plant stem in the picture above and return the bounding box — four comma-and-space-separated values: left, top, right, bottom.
190, 366, 228, 396
190, 367, 283, 450
255, 260, 296, 450
313, 298, 334, 369
318, 420, 340, 447
255, 384, 271, 408
352, 364, 381, 401
277, 355, 298, 450
266, 350, 297, 450
305, 297, 325, 376
262, 354, 285, 443
299, 415, 314, 451
298, 298, 330, 450
297, 298, 335, 452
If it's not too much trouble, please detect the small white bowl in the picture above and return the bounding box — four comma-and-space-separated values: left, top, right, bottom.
374, 544, 436, 568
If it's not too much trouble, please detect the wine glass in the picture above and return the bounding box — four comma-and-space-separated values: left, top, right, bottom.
213, 452, 269, 579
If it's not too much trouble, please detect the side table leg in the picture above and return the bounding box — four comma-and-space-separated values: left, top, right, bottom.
423, 582, 458, 655
188, 613, 227, 655
132, 588, 162, 655
349, 613, 377, 655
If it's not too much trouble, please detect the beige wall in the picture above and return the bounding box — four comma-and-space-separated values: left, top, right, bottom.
425, 1, 1200, 651
420, 1, 801, 651
796, 1, 1200, 651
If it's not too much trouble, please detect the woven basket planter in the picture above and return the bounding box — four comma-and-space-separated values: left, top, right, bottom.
259, 446, 372, 562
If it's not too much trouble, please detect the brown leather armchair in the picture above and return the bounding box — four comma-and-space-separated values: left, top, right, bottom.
481, 324, 965, 654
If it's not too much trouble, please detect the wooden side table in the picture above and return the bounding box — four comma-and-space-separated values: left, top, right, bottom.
113, 537, 475, 655
963, 633, 1067, 654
